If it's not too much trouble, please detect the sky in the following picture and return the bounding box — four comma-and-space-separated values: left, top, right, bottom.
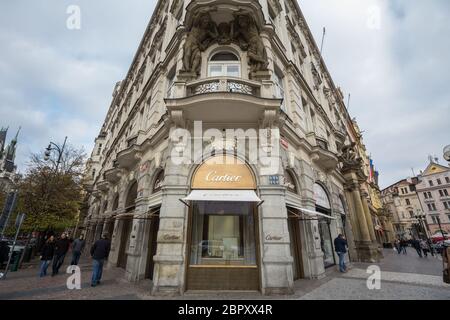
0, 0, 449, 189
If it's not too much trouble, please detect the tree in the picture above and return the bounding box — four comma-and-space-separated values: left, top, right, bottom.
5, 144, 87, 235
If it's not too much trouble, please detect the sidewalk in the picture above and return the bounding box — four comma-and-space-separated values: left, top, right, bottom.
0, 248, 448, 300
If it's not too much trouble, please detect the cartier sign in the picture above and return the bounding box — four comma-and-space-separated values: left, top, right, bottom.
192, 155, 256, 190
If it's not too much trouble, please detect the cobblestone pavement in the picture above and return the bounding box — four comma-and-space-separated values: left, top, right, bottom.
0, 248, 448, 300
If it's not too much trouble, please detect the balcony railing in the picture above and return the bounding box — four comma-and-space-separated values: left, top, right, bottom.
186, 77, 261, 97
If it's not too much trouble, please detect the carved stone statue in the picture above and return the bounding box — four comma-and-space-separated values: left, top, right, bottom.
181, 13, 218, 75
232, 14, 269, 73
339, 143, 362, 171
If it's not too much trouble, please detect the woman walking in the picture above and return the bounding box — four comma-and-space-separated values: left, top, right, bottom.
39, 236, 55, 277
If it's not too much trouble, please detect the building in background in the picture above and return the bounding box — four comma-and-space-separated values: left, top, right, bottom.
416, 160, 450, 235
381, 178, 423, 239
82, 0, 382, 295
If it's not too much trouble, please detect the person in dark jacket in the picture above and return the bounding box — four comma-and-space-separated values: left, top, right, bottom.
90, 233, 111, 287
39, 236, 55, 277
52, 233, 70, 276
334, 234, 348, 273
0, 241, 10, 269
412, 238, 423, 258
70, 234, 86, 266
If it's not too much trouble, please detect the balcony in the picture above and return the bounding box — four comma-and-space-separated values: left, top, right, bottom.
165, 77, 281, 124
187, 77, 261, 97
311, 135, 339, 170
116, 144, 142, 170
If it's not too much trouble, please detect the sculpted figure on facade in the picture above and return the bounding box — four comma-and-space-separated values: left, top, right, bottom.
339, 143, 362, 172
232, 14, 269, 73
181, 13, 218, 75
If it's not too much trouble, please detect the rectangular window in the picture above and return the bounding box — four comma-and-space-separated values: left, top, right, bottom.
409, 211, 414, 218
428, 192, 433, 198
209, 65, 223, 77
432, 216, 438, 224
439, 190, 444, 197
190, 202, 256, 266
446, 177, 450, 184
432, 203, 437, 211
406, 199, 411, 205
444, 202, 449, 210
226, 65, 240, 77
447, 214, 450, 222
427, 204, 432, 211
437, 179, 442, 185
445, 189, 449, 196
429, 180, 434, 187
424, 192, 428, 199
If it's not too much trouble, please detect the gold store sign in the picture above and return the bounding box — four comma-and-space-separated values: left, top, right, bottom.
192, 155, 256, 190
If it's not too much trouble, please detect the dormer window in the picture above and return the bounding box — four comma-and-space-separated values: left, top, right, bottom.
208, 52, 240, 77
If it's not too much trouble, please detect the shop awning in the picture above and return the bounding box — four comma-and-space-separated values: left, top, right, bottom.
287, 205, 337, 220
183, 190, 262, 203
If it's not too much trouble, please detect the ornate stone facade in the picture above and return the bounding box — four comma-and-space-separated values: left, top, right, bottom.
83, 0, 381, 295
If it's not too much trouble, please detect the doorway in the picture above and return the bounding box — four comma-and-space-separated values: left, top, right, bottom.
117, 218, 132, 269
145, 210, 160, 280
287, 208, 304, 280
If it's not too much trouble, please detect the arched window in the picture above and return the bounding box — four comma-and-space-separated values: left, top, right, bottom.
208, 51, 240, 77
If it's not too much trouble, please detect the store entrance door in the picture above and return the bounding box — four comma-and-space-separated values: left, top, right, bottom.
145, 210, 160, 280
317, 206, 336, 268
287, 208, 304, 280
117, 218, 132, 269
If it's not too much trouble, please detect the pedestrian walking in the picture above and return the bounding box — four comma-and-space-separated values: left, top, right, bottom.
39, 236, 55, 277
420, 239, 430, 257
70, 234, 86, 266
334, 234, 348, 273
400, 239, 408, 254
412, 238, 423, 258
394, 239, 401, 254
90, 232, 111, 287
52, 233, 70, 276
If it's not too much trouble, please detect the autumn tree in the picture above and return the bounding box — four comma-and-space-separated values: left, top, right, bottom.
5, 144, 87, 235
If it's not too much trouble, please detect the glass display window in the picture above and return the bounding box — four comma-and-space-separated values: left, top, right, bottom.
190, 201, 256, 266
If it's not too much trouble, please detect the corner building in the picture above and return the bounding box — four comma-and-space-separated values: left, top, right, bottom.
83, 0, 378, 295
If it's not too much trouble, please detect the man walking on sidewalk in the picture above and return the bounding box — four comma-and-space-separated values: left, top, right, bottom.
90, 232, 111, 287
52, 233, 70, 276
334, 234, 348, 273
70, 234, 86, 266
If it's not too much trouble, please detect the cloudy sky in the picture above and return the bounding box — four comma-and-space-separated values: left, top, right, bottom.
0, 0, 449, 188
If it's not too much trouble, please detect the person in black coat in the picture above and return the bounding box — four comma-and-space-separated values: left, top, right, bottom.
334, 234, 348, 273
412, 238, 423, 258
52, 233, 70, 276
90, 233, 111, 287
39, 236, 55, 277
0, 241, 10, 269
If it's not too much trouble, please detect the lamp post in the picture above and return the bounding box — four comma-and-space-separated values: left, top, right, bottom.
44, 136, 68, 172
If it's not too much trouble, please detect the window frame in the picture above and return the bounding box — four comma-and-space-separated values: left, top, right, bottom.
208, 52, 241, 78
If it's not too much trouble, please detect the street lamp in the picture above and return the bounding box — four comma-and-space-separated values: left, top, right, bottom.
44, 136, 68, 172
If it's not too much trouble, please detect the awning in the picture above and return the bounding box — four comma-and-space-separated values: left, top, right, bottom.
287, 205, 337, 220
183, 189, 262, 203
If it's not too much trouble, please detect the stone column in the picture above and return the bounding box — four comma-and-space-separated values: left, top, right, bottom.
152, 133, 190, 295
259, 185, 294, 295
360, 195, 377, 243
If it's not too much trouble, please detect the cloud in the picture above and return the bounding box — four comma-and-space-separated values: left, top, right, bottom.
1, 1, 448, 189
0, 0, 155, 172
299, 0, 450, 188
